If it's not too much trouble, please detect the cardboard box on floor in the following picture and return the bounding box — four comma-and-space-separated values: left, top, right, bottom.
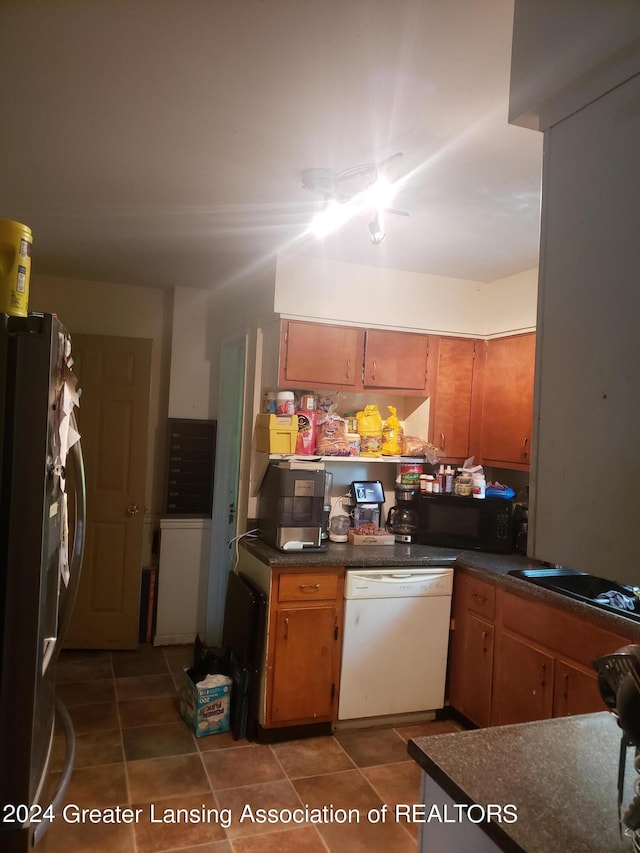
179, 669, 232, 737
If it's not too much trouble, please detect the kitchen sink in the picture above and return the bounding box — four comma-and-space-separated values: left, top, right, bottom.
507, 567, 640, 622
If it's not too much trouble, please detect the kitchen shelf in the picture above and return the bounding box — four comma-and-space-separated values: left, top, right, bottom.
267, 454, 429, 464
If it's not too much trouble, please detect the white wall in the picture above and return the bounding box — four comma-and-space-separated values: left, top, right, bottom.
168, 286, 213, 419
481, 267, 538, 336
275, 252, 536, 336
509, 0, 640, 130
29, 274, 172, 516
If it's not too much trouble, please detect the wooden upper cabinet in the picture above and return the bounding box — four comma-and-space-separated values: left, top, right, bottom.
280, 320, 364, 390
429, 336, 484, 462
277, 320, 431, 395
362, 329, 430, 393
480, 332, 536, 469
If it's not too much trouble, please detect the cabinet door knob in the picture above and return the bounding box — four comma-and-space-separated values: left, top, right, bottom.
522, 436, 529, 458
126, 504, 140, 516
284, 617, 289, 640
299, 583, 320, 592
346, 358, 351, 379
372, 360, 377, 381
440, 432, 446, 451
563, 672, 569, 699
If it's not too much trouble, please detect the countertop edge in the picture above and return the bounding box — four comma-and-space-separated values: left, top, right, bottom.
406, 739, 526, 853
241, 539, 640, 639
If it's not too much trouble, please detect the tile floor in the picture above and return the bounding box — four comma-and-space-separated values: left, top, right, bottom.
39, 644, 462, 852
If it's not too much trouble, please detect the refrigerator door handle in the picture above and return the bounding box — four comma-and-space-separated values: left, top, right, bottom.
31, 698, 76, 845
57, 411, 86, 647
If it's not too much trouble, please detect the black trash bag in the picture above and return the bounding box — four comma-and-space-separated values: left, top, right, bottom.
187, 634, 231, 684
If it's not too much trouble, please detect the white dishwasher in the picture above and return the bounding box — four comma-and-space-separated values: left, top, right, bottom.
338, 566, 454, 721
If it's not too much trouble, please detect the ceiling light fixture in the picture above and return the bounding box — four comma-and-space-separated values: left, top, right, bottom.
302, 153, 407, 243
369, 216, 385, 245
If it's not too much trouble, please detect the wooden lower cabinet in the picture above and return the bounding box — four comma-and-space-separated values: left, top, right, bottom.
270, 604, 339, 723
492, 632, 554, 726
553, 659, 602, 717
265, 569, 344, 728
448, 612, 494, 727
447, 569, 632, 727
448, 572, 496, 727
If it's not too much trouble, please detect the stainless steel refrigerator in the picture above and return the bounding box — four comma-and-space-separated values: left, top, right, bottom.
0, 313, 85, 851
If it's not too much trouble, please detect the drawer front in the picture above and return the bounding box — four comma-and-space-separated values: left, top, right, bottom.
278, 573, 339, 603
502, 591, 630, 668
460, 573, 496, 621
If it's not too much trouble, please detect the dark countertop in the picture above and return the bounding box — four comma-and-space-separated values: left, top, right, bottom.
407, 711, 632, 853
242, 538, 640, 639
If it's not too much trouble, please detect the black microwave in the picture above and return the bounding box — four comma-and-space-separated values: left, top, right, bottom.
413, 494, 514, 553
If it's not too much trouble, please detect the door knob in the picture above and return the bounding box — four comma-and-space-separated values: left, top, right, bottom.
126, 504, 140, 516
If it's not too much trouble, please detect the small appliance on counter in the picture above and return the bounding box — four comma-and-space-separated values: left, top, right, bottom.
258, 462, 326, 551
386, 502, 419, 543
413, 492, 514, 553
513, 486, 529, 554
349, 480, 385, 532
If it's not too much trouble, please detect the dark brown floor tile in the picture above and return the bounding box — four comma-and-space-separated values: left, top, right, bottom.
293, 769, 417, 850
56, 677, 115, 706
132, 792, 227, 853
394, 719, 464, 741
215, 779, 303, 838
334, 727, 409, 768
115, 673, 177, 701
197, 731, 252, 751
161, 643, 195, 673
232, 825, 327, 852
292, 768, 381, 813
163, 844, 231, 853
67, 700, 119, 734
201, 744, 285, 790
122, 721, 196, 761
362, 761, 423, 839
127, 753, 210, 803
50, 762, 128, 809
50, 729, 123, 772
37, 819, 135, 852
111, 645, 170, 677
314, 809, 416, 851
56, 650, 113, 683
118, 695, 182, 728
271, 736, 355, 779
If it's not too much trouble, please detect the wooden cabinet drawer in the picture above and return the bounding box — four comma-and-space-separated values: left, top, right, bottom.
458, 573, 496, 621
502, 591, 630, 668
278, 573, 339, 603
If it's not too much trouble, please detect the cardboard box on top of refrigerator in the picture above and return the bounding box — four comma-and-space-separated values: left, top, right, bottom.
179, 669, 232, 737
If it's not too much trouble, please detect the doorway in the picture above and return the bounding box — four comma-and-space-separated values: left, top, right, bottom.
64, 334, 152, 649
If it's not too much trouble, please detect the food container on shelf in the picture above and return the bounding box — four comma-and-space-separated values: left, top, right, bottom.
276, 391, 295, 415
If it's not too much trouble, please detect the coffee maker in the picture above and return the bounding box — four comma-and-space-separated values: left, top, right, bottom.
258, 463, 326, 551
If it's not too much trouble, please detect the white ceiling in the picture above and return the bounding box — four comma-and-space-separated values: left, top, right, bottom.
0, 0, 543, 290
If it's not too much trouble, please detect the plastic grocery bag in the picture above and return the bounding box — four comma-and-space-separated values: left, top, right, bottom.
382, 405, 403, 455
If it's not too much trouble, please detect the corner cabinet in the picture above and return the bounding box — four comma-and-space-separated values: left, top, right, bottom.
447, 568, 633, 728
428, 336, 485, 464
479, 333, 536, 469
267, 570, 344, 729
277, 319, 430, 396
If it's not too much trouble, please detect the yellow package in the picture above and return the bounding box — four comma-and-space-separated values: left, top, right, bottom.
382, 406, 403, 455
356, 405, 383, 457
